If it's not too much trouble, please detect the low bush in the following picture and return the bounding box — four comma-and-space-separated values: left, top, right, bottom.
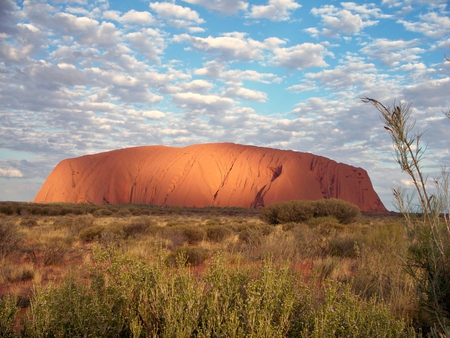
42, 237, 70, 266
20, 218, 39, 228
260, 199, 360, 225
92, 208, 113, 217
302, 281, 416, 337
314, 198, 361, 224
0, 220, 23, 259
0, 295, 19, 337
166, 246, 209, 267
205, 225, 233, 242
162, 225, 206, 247
70, 214, 95, 235
79, 225, 104, 242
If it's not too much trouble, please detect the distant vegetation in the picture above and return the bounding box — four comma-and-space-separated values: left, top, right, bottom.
0, 200, 429, 337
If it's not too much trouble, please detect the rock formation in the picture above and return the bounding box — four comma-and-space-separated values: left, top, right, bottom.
34, 143, 387, 212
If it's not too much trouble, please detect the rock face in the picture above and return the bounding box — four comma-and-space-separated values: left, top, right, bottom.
34, 143, 387, 212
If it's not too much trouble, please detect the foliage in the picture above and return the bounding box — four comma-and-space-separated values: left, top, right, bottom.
0, 220, 23, 260
260, 199, 360, 225
314, 198, 361, 224
79, 225, 104, 242
0, 295, 19, 338
302, 281, 417, 337
363, 96, 450, 334
166, 246, 209, 267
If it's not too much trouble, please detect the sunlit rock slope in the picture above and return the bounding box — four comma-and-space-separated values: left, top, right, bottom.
34, 143, 387, 212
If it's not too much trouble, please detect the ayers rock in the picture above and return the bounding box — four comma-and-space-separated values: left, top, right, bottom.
34, 143, 387, 212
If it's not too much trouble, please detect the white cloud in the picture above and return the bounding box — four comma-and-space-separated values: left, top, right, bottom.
125, 28, 166, 63
182, 0, 248, 14
121, 9, 157, 25
0, 168, 23, 178
360, 38, 424, 66
248, 0, 301, 22
172, 92, 235, 111
142, 110, 166, 119
399, 12, 450, 38
270, 43, 328, 70
149, 2, 204, 30
223, 85, 268, 102
173, 32, 266, 61
309, 4, 380, 37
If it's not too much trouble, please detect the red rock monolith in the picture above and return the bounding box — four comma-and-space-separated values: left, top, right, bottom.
34, 143, 387, 212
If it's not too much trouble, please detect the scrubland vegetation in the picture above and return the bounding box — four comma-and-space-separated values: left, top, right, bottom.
0, 200, 424, 337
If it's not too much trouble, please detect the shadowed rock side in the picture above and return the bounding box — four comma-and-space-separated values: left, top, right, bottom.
34, 143, 387, 212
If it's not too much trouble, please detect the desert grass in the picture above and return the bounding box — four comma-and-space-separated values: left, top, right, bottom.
0, 202, 425, 336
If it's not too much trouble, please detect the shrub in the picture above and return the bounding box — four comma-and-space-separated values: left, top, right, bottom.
205, 225, 233, 242
70, 215, 95, 235
302, 281, 416, 337
0, 203, 15, 215
162, 225, 205, 247
42, 237, 69, 266
0, 220, 23, 259
92, 208, 113, 217
0, 295, 19, 338
307, 216, 342, 229
20, 218, 38, 228
238, 224, 273, 245
166, 246, 209, 267
123, 217, 156, 238
314, 198, 361, 224
79, 225, 104, 242
115, 207, 131, 217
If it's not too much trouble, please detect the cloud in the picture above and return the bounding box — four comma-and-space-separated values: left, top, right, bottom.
120, 9, 157, 25
248, 0, 301, 22
0, 167, 23, 178
194, 60, 281, 83
142, 110, 166, 119
223, 85, 268, 102
360, 38, 424, 67
182, 0, 248, 15
149, 2, 204, 31
172, 92, 235, 112
398, 12, 450, 38
125, 29, 166, 63
269, 43, 328, 70
173, 32, 267, 61
309, 3, 380, 37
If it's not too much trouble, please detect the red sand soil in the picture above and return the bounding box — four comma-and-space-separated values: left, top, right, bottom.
34, 143, 387, 213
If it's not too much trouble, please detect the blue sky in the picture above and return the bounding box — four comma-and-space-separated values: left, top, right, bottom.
1, 0, 449, 210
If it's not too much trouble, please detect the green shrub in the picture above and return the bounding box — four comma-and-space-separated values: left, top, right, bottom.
206, 225, 233, 242
302, 281, 417, 337
162, 225, 206, 247
0, 295, 19, 338
166, 246, 209, 267
79, 225, 104, 242
314, 198, 361, 224
23, 274, 127, 337
261, 199, 360, 225
123, 217, 156, 238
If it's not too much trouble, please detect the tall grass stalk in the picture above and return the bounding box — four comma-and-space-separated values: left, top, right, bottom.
363, 96, 450, 334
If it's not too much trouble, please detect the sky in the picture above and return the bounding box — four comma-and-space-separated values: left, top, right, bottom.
0, 0, 449, 211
